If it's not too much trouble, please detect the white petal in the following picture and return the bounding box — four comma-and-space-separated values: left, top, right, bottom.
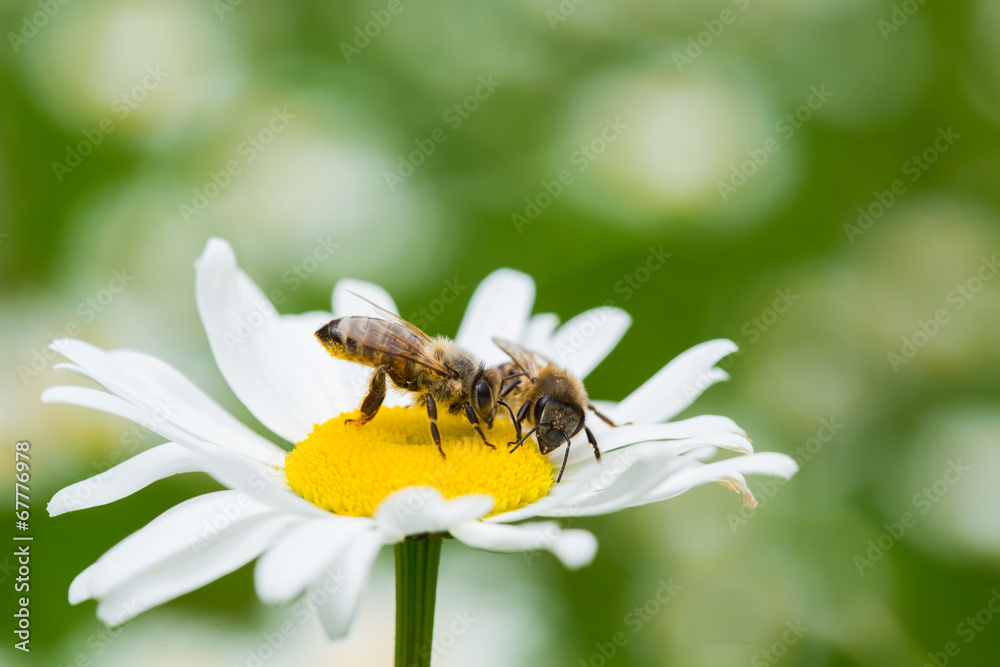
71, 490, 276, 603
44, 385, 167, 437
522, 313, 560, 350
94, 512, 298, 627
180, 440, 330, 521
195, 238, 333, 443
553, 449, 700, 517
332, 279, 399, 316
613, 339, 738, 424
543, 307, 631, 379
639, 452, 799, 508
103, 348, 287, 463
496, 444, 722, 522
717, 473, 757, 508
47, 339, 286, 466
255, 516, 374, 605
374, 487, 494, 538
282, 311, 365, 415
41, 385, 320, 518
455, 269, 535, 364
315, 529, 386, 639
451, 520, 596, 570
564, 416, 751, 467
42, 383, 235, 460
48, 443, 199, 517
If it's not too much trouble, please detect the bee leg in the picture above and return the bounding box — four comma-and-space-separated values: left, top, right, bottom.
499, 372, 527, 397
498, 401, 521, 444
506, 400, 532, 446
588, 403, 624, 428
463, 403, 496, 451
584, 425, 602, 463
426, 394, 446, 459
346, 365, 388, 426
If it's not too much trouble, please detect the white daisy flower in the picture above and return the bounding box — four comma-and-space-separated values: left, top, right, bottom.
45, 238, 797, 641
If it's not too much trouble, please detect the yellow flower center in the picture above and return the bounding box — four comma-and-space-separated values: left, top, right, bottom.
285, 406, 554, 518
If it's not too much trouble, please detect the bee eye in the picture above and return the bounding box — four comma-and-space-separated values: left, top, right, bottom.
533, 394, 553, 423
475, 378, 492, 409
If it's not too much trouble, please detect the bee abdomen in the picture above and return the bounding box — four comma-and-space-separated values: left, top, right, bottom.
315, 317, 412, 373
316, 318, 375, 363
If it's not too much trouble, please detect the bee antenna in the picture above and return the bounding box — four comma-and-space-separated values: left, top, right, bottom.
556, 430, 572, 483
509, 424, 538, 453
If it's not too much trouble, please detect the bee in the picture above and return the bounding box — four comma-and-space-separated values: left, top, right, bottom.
493, 338, 616, 482
314, 295, 505, 458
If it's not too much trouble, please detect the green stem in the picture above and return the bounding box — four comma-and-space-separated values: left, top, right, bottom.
395, 535, 442, 667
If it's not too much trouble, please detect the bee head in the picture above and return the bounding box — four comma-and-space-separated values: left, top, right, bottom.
471, 367, 502, 428
533, 394, 584, 454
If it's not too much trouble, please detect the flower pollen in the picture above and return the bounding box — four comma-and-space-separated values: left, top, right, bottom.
285, 406, 554, 518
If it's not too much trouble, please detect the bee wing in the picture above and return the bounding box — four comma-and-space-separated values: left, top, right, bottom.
359, 318, 454, 378
346, 290, 436, 343
492, 337, 550, 378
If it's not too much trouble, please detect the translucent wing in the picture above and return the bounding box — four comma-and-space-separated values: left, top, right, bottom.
364, 318, 454, 377
322, 315, 453, 378
492, 337, 551, 379
346, 290, 435, 345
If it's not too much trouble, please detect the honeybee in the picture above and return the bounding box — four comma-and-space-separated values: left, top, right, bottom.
314, 295, 504, 458
493, 338, 616, 482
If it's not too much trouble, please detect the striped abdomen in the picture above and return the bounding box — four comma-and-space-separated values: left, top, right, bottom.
315, 316, 428, 389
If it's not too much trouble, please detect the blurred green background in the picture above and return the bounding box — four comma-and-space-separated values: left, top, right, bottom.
3, 0, 1000, 665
